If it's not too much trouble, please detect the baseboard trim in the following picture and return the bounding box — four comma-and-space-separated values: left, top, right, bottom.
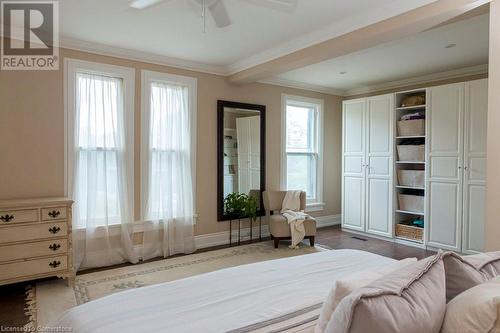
195, 214, 341, 249
195, 224, 271, 249
315, 214, 341, 228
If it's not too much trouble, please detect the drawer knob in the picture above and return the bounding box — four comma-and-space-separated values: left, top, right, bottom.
49, 260, 61, 268
48, 210, 61, 218
48, 226, 61, 234
49, 243, 61, 251
0, 214, 14, 222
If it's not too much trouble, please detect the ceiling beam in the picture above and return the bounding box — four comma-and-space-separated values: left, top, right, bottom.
228, 0, 490, 84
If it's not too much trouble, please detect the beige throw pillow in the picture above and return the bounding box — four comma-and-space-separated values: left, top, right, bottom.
314, 258, 417, 333
441, 277, 500, 333
443, 251, 500, 302
325, 252, 446, 333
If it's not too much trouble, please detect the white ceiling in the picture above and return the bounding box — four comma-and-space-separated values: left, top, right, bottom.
57, 0, 437, 74
272, 14, 490, 95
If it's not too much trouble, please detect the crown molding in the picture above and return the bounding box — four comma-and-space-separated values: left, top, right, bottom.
59, 36, 228, 76
344, 64, 489, 96
259, 77, 347, 96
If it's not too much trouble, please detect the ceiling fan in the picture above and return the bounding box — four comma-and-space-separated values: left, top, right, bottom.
129, 0, 298, 30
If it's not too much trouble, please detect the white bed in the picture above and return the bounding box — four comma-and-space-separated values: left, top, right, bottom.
54, 249, 397, 333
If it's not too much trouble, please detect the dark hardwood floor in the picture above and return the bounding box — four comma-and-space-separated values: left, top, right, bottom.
0, 225, 434, 329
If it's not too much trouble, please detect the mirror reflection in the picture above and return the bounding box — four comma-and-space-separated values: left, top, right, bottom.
222, 107, 261, 201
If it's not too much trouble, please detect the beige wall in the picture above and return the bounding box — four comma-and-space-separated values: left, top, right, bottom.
485, 0, 500, 251
0, 46, 343, 236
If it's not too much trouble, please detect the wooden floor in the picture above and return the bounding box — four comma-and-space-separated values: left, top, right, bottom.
0, 225, 434, 329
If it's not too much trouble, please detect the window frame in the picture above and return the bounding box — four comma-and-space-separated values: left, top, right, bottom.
64, 58, 136, 228
281, 94, 325, 212
140, 70, 198, 222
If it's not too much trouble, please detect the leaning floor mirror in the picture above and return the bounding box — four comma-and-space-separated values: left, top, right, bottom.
217, 100, 266, 222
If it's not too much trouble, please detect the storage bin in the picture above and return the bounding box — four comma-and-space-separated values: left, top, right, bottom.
397, 170, 425, 188
397, 119, 425, 136
395, 223, 423, 242
398, 194, 424, 213
397, 145, 425, 162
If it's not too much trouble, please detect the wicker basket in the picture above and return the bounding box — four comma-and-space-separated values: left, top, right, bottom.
395, 223, 423, 242
397, 119, 425, 136
397, 145, 425, 162
398, 193, 424, 213
397, 170, 425, 188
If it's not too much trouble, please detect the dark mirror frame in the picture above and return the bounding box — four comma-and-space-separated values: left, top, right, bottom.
217, 100, 266, 221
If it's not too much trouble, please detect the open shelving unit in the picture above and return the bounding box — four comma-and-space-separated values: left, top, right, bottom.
393, 89, 427, 246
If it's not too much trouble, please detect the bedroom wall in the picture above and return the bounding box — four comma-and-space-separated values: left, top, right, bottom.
0, 45, 343, 237
485, 0, 500, 251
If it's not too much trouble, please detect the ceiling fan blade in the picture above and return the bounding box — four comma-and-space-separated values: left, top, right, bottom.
129, 0, 165, 9
209, 0, 232, 28
243, 0, 297, 12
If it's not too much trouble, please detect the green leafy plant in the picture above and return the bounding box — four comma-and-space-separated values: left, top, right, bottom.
224, 192, 258, 221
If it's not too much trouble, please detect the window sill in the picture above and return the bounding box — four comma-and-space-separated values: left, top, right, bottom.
305, 202, 325, 213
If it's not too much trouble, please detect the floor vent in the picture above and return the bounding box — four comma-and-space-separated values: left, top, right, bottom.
351, 236, 368, 242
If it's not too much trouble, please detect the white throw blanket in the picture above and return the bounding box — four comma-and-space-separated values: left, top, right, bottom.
281, 191, 311, 248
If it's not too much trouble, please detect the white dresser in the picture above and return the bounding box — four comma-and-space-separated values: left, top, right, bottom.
0, 198, 75, 286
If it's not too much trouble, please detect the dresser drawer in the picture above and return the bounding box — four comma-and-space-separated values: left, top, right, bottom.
0, 239, 68, 262
0, 222, 67, 244
41, 207, 67, 221
0, 255, 68, 282
0, 209, 38, 225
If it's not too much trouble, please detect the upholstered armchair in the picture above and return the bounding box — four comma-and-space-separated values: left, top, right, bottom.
263, 190, 317, 248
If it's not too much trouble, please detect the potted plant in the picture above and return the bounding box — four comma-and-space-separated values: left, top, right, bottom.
224, 192, 259, 245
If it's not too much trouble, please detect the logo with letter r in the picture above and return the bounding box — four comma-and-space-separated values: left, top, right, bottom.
1, 1, 59, 70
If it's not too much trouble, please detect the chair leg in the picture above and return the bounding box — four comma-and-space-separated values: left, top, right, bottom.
309, 236, 315, 247
274, 238, 280, 248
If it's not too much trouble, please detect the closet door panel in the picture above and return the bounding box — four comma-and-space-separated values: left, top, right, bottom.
464, 185, 486, 253
342, 99, 366, 231
365, 95, 393, 237
428, 182, 461, 248
343, 177, 364, 231
463, 79, 488, 254
367, 178, 391, 235
427, 83, 464, 252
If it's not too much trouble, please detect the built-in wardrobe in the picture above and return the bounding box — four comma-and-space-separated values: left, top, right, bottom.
341, 79, 488, 254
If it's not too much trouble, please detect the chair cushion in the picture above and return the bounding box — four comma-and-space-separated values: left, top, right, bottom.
443, 251, 500, 302
268, 214, 316, 237
324, 252, 446, 333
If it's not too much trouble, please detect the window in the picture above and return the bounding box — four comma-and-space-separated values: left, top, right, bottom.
141, 71, 197, 222
66, 59, 135, 228
282, 95, 324, 211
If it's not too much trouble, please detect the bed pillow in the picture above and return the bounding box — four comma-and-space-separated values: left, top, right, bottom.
324, 252, 446, 333
443, 251, 500, 302
441, 277, 500, 333
314, 258, 417, 333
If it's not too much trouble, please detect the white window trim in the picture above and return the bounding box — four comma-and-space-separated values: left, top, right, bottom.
281, 94, 325, 212
140, 70, 198, 222
64, 58, 136, 226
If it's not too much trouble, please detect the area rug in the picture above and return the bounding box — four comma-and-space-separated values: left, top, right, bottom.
25, 241, 329, 330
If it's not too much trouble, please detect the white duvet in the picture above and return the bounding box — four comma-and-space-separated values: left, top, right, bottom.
54, 249, 396, 333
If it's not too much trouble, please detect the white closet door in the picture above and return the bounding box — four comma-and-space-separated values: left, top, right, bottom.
365, 95, 393, 237
462, 79, 488, 254
248, 116, 261, 191
342, 99, 366, 231
427, 83, 464, 251
236, 117, 250, 194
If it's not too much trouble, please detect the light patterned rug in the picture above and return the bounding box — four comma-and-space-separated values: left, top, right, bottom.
25, 241, 329, 329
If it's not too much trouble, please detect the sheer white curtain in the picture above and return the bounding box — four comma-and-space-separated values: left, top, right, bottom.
72, 72, 138, 270
141, 80, 196, 260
